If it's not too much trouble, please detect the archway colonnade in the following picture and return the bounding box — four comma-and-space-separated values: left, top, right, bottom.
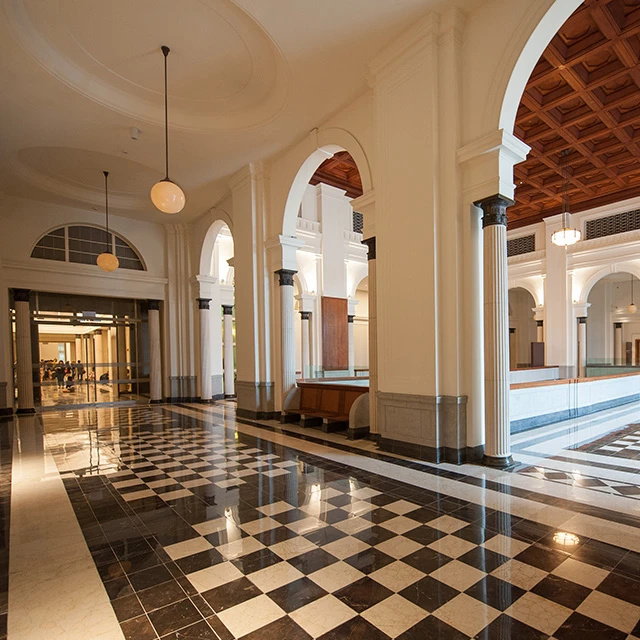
2, 0, 586, 470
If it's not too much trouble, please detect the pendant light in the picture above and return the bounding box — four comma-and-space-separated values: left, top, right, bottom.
629, 274, 637, 314
150, 45, 186, 214
551, 149, 581, 247
97, 171, 119, 272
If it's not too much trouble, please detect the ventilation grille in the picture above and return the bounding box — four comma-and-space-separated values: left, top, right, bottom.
585, 209, 640, 240
507, 234, 535, 257
353, 211, 364, 234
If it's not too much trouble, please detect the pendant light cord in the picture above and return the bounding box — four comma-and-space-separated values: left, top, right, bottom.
162, 45, 170, 180
561, 149, 570, 229
632, 275, 635, 305
103, 170, 110, 253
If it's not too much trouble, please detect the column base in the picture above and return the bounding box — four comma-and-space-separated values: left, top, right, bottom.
482, 454, 515, 469
224, 394, 236, 400
16, 407, 36, 415
199, 398, 214, 405
149, 399, 164, 405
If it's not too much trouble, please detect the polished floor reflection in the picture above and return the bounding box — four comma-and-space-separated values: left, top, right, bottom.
6, 403, 640, 639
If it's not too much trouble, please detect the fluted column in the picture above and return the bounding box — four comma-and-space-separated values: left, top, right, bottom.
276, 269, 297, 397
614, 322, 623, 365
223, 305, 235, 397
348, 315, 356, 375
475, 195, 514, 468
198, 298, 212, 402
300, 311, 311, 379
148, 300, 163, 403
578, 317, 587, 378
13, 289, 35, 414
363, 237, 378, 437
536, 320, 544, 343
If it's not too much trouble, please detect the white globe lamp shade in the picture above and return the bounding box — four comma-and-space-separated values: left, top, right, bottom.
551, 227, 581, 247
151, 178, 185, 214
97, 252, 119, 272
628, 303, 637, 314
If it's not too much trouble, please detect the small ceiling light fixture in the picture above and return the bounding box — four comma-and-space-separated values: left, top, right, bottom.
551, 149, 581, 247
150, 46, 185, 214
629, 274, 637, 314
96, 171, 119, 272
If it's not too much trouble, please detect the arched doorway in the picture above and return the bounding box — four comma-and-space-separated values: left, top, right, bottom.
587, 271, 640, 368
198, 220, 235, 400
508, 287, 538, 369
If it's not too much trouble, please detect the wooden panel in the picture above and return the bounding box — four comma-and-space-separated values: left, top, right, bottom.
319, 389, 341, 414
510, 0, 640, 227
322, 297, 348, 370
309, 151, 363, 198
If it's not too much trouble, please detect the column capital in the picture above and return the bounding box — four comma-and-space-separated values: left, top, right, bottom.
348, 315, 355, 324
197, 298, 211, 310
275, 269, 296, 287
578, 317, 587, 324
509, 327, 516, 334
362, 236, 376, 261
615, 321, 623, 329
536, 320, 543, 327
12, 288, 30, 303
222, 305, 234, 316
148, 300, 160, 311
300, 311, 311, 321
474, 195, 514, 228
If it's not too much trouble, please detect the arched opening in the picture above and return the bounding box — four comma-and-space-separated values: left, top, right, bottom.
198, 221, 235, 399
289, 150, 369, 380
508, 287, 538, 369
587, 271, 640, 369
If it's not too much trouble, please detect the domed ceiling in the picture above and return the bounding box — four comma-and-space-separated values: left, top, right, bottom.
0, 0, 482, 221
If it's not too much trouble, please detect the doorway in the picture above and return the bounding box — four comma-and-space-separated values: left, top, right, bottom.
11, 291, 151, 409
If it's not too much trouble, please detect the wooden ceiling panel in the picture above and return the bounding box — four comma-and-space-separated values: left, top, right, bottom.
510, 0, 640, 228
309, 151, 363, 198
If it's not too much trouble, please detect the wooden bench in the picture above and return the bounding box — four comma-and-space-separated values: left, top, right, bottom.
283, 381, 369, 435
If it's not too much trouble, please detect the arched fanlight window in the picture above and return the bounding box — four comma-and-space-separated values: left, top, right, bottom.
31, 225, 145, 271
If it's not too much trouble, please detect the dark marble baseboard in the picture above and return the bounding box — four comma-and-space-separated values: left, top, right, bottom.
379, 437, 484, 465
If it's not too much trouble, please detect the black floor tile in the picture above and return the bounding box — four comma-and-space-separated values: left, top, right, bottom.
344, 548, 396, 574
464, 575, 526, 611
201, 577, 262, 613
554, 612, 627, 640
531, 574, 590, 609
320, 616, 391, 640
243, 616, 312, 640
597, 571, 640, 607
475, 614, 550, 639
137, 580, 187, 613
333, 576, 393, 612
458, 547, 510, 573
399, 576, 458, 612
287, 548, 338, 574
514, 544, 569, 572
147, 597, 202, 637
267, 577, 328, 612
120, 614, 158, 640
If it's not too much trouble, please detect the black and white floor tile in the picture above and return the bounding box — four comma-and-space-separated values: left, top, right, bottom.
26, 403, 640, 639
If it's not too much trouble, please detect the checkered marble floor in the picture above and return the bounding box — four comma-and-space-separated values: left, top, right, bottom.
575, 424, 640, 460
519, 465, 640, 499
39, 406, 640, 639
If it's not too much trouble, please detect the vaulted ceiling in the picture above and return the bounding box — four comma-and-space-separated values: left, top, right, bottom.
510, 0, 640, 229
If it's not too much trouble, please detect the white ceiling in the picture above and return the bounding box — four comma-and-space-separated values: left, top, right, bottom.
0, 0, 481, 222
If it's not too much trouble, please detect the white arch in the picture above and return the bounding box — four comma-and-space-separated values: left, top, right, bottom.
508, 281, 541, 308
579, 265, 640, 305
282, 127, 373, 238
293, 271, 310, 296
349, 273, 369, 300
199, 214, 234, 277
498, 1, 583, 135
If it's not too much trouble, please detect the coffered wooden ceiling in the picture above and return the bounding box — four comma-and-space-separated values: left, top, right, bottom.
309, 151, 363, 198
510, 0, 640, 229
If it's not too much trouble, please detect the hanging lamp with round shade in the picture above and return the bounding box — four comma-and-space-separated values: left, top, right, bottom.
629, 274, 637, 314
150, 46, 185, 214
97, 171, 119, 272
551, 149, 581, 247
